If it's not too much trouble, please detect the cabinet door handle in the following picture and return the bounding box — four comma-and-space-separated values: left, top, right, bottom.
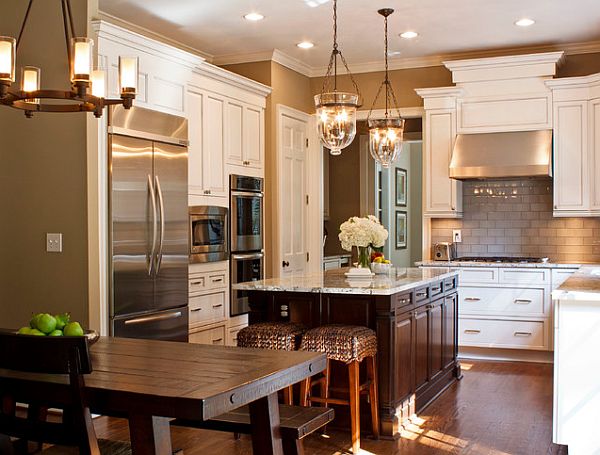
451, 206, 456, 211
212, 304, 223, 308
514, 331, 532, 337
280, 305, 289, 311
464, 297, 481, 302
426, 304, 434, 310
514, 299, 532, 304
191, 308, 202, 312
396, 319, 411, 329
464, 329, 481, 334
212, 338, 223, 344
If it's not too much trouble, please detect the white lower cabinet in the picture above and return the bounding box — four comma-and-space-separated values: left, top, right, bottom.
228, 324, 247, 347
459, 286, 547, 318
459, 318, 548, 350
189, 324, 226, 345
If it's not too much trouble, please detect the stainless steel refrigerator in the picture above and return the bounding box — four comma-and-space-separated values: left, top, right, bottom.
108, 106, 189, 342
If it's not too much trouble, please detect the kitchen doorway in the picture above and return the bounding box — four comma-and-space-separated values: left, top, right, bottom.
323, 117, 423, 268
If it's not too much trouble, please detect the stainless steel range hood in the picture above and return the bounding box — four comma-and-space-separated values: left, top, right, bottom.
449, 130, 553, 180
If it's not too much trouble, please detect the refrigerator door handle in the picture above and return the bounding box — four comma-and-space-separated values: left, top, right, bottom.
123, 310, 183, 325
154, 175, 166, 275
147, 174, 158, 277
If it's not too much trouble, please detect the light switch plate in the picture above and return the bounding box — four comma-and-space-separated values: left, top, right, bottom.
453, 229, 462, 243
46, 233, 63, 253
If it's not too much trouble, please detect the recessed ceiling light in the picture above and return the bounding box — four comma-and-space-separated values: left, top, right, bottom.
297, 41, 314, 49
400, 31, 418, 39
515, 18, 535, 27
244, 13, 264, 21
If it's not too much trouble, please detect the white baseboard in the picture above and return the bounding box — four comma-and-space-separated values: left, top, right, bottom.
459, 347, 554, 364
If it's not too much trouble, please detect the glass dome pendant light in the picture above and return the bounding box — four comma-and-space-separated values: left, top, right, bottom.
367, 8, 405, 168
314, 0, 361, 156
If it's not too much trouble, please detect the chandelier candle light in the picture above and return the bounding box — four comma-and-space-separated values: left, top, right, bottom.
0, 0, 138, 118
315, 0, 361, 156
339, 215, 388, 269
367, 8, 405, 167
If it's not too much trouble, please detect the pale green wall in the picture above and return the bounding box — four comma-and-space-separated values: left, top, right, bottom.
0, 0, 90, 329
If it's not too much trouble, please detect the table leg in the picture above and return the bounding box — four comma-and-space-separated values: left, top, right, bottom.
129, 414, 173, 455
249, 392, 284, 455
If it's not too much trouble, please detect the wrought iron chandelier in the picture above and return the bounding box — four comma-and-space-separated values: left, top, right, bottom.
0, 0, 138, 118
314, 0, 361, 156
367, 9, 405, 168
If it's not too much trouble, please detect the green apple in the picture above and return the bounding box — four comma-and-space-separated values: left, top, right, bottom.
29, 329, 46, 336
63, 321, 84, 337
30, 313, 43, 329
48, 329, 63, 336
36, 313, 57, 334
17, 326, 33, 335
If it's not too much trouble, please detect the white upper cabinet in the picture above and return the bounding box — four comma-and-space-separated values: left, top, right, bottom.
243, 105, 264, 169
203, 93, 228, 197
416, 88, 463, 218
547, 73, 600, 217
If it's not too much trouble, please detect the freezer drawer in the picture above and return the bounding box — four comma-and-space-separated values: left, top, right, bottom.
113, 307, 189, 342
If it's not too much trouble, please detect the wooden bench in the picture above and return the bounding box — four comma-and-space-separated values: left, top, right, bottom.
171, 404, 334, 455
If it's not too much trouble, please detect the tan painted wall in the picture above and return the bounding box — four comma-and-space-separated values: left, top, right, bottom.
0, 0, 90, 329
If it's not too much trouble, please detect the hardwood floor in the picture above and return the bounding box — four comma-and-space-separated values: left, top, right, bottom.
94, 360, 568, 454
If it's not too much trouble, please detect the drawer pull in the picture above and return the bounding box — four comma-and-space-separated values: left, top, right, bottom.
464, 329, 481, 334
426, 304, 434, 310
212, 338, 223, 344
190, 281, 204, 286
514, 299, 532, 304
212, 304, 223, 308
280, 305, 289, 311
398, 298, 410, 305
445, 281, 454, 287
514, 331, 532, 337
431, 287, 440, 292
281, 311, 289, 317
416, 292, 427, 298
396, 319, 411, 329
191, 308, 202, 312
464, 297, 480, 302
212, 278, 224, 283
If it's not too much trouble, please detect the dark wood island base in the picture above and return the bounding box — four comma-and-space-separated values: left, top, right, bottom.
243, 269, 461, 439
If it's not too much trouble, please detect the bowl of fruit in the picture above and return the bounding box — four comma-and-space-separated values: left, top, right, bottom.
17, 313, 99, 344
370, 252, 392, 274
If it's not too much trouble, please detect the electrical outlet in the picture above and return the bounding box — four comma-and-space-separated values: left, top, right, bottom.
46, 233, 63, 253
453, 229, 462, 243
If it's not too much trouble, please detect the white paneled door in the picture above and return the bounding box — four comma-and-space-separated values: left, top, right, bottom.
279, 111, 309, 278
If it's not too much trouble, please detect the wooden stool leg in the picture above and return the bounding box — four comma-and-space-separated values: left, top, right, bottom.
319, 359, 330, 407
300, 377, 311, 407
367, 355, 380, 439
283, 385, 294, 406
348, 360, 360, 454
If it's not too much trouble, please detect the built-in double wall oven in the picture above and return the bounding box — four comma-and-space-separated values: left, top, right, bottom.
230, 175, 264, 316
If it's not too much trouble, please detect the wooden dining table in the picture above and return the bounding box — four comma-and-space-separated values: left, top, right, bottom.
2, 336, 326, 455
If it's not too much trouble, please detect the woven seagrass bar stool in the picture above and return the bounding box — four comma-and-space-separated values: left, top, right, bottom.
299, 324, 379, 454
237, 321, 307, 404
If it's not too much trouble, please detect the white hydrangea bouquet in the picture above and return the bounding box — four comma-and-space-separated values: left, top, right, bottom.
339, 215, 388, 269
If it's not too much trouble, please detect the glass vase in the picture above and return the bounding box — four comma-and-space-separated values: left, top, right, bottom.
357, 246, 371, 269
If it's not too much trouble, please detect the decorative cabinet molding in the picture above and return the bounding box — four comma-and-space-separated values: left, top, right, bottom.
416, 87, 464, 218
547, 73, 600, 217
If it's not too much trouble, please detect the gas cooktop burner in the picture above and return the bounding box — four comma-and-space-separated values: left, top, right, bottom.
454, 256, 549, 264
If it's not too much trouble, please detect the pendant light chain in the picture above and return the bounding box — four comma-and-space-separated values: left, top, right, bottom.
319, 0, 361, 103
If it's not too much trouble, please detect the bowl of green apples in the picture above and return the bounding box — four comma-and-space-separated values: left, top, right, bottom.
17, 313, 99, 344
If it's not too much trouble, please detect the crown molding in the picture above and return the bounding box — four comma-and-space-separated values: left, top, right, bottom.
213, 49, 314, 78
193, 62, 272, 98
545, 71, 600, 89
95, 11, 213, 62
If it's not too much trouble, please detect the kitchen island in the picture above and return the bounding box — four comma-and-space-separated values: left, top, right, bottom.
234, 267, 461, 438
552, 266, 600, 455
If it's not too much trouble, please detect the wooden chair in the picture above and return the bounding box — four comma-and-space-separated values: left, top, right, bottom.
0, 332, 131, 455
299, 325, 379, 454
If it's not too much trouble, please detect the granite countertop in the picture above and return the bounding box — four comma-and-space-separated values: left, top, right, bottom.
554, 265, 600, 298
417, 260, 587, 269
233, 267, 458, 296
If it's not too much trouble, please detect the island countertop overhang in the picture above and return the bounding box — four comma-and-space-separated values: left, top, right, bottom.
233, 267, 458, 296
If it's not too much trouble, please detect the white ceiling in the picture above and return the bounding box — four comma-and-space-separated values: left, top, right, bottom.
99, 0, 600, 72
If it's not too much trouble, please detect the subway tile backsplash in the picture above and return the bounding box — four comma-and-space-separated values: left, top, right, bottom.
431, 179, 600, 262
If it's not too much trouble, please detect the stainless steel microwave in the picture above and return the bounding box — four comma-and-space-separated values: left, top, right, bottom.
189, 206, 228, 263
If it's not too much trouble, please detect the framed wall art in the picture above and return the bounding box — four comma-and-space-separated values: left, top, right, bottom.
395, 168, 407, 207
395, 210, 407, 250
